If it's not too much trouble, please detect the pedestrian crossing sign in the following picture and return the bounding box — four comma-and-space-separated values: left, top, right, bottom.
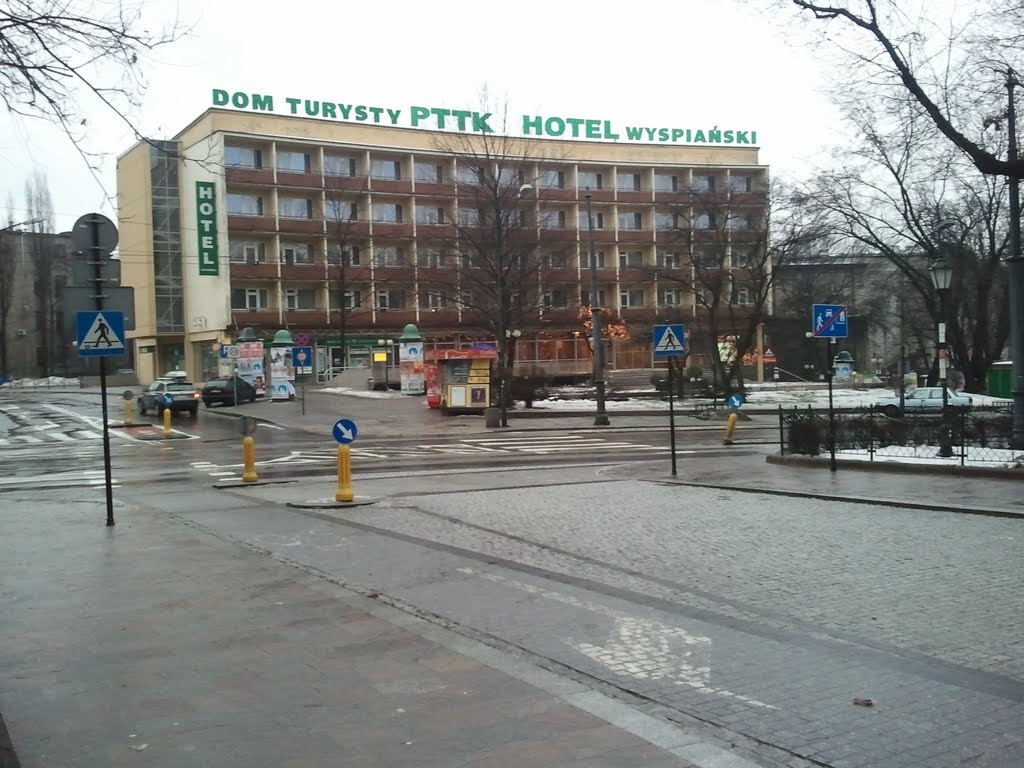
652, 324, 687, 357
76, 311, 125, 357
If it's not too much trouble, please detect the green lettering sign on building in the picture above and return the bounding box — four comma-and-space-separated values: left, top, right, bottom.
196, 181, 218, 276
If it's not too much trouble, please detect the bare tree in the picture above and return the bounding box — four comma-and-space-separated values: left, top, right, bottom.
0, 2, 182, 136
653, 181, 827, 392
423, 125, 551, 425
800, 100, 1011, 391
325, 189, 369, 373
783, 0, 1024, 178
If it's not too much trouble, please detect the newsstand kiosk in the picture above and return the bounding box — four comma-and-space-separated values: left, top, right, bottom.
424, 347, 497, 415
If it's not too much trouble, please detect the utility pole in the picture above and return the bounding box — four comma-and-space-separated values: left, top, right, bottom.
584, 189, 610, 426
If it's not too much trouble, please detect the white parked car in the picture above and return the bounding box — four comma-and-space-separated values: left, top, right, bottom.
875, 387, 972, 418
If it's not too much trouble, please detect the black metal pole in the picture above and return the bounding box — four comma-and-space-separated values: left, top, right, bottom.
668, 358, 677, 476
1006, 69, 1024, 448
91, 217, 115, 526
828, 339, 837, 472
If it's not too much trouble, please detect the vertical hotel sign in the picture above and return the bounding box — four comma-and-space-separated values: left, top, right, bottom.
196, 181, 218, 276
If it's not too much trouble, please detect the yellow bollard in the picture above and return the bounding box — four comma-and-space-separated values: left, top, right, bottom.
242, 436, 258, 483
162, 407, 172, 437
336, 444, 354, 502
123, 400, 133, 426
723, 412, 738, 445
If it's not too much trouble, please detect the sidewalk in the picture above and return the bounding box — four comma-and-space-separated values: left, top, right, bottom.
0, 494, 709, 768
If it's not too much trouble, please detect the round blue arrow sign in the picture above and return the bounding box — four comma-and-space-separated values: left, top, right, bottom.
332, 418, 358, 444
727, 392, 745, 409
161, 393, 175, 406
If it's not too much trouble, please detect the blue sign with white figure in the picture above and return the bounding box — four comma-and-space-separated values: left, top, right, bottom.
811, 304, 848, 338
652, 324, 687, 357
76, 311, 125, 356
332, 418, 358, 444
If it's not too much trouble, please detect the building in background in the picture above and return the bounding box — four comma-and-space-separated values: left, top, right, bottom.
117, 108, 768, 384
0, 229, 73, 379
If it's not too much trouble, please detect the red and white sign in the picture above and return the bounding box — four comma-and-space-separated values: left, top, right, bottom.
763, 347, 777, 364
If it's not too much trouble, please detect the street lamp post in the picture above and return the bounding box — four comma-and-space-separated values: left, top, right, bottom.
929, 253, 954, 458
584, 189, 610, 426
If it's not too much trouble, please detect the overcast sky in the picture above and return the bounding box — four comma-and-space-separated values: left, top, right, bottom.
0, 0, 847, 233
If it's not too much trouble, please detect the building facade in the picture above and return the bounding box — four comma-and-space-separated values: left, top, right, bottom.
0, 229, 73, 379
117, 108, 768, 384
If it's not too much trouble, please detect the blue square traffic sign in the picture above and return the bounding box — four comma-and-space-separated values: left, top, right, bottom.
76, 311, 126, 357
652, 324, 687, 357
811, 304, 848, 338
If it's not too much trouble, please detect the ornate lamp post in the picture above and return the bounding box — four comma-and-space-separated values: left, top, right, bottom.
929, 252, 954, 458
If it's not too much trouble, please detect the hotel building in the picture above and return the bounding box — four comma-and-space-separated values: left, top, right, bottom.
117, 107, 768, 383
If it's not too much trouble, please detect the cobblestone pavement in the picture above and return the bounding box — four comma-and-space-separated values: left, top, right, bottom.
182, 474, 1024, 768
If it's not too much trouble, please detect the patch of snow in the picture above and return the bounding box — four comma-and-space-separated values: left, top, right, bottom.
0, 376, 80, 388
319, 386, 413, 399
834, 444, 1024, 469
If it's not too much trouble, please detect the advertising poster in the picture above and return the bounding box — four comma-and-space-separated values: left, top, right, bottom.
269, 347, 295, 401
235, 341, 265, 396
399, 341, 425, 395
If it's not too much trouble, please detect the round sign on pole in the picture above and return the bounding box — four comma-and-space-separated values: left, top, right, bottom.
238, 416, 257, 436
71, 212, 118, 254
727, 392, 745, 409
332, 418, 358, 444
122, 389, 134, 401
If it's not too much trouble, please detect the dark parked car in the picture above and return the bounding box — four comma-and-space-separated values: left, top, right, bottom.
201, 377, 257, 407
138, 380, 200, 417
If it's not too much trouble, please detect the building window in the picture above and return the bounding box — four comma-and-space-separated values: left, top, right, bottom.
654, 212, 677, 231
543, 252, 568, 268
580, 289, 607, 307
415, 162, 444, 183
227, 194, 263, 216
654, 174, 678, 193
277, 150, 311, 173
324, 154, 357, 176
229, 240, 266, 264
543, 289, 568, 308
456, 165, 483, 185
620, 289, 645, 308
328, 245, 360, 266
657, 251, 682, 268
692, 250, 716, 268
459, 208, 483, 226
692, 175, 716, 193
580, 250, 606, 268
325, 199, 358, 222
231, 288, 269, 310
373, 203, 403, 223
578, 171, 603, 190
283, 288, 316, 310
281, 243, 312, 265
538, 169, 565, 189
660, 289, 683, 307
732, 286, 752, 306
425, 291, 448, 309
729, 175, 752, 193
618, 211, 642, 230
619, 251, 643, 267
617, 173, 641, 192
416, 249, 450, 268
371, 159, 401, 180
694, 213, 715, 230
329, 289, 362, 310
278, 197, 312, 219
376, 289, 406, 311
415, 206, 446, 225
578, 211, 605, 229
540, 210, 567, 229
727, 214, 751, 231
373, 246, 404, 267
225, 146, 262, 169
